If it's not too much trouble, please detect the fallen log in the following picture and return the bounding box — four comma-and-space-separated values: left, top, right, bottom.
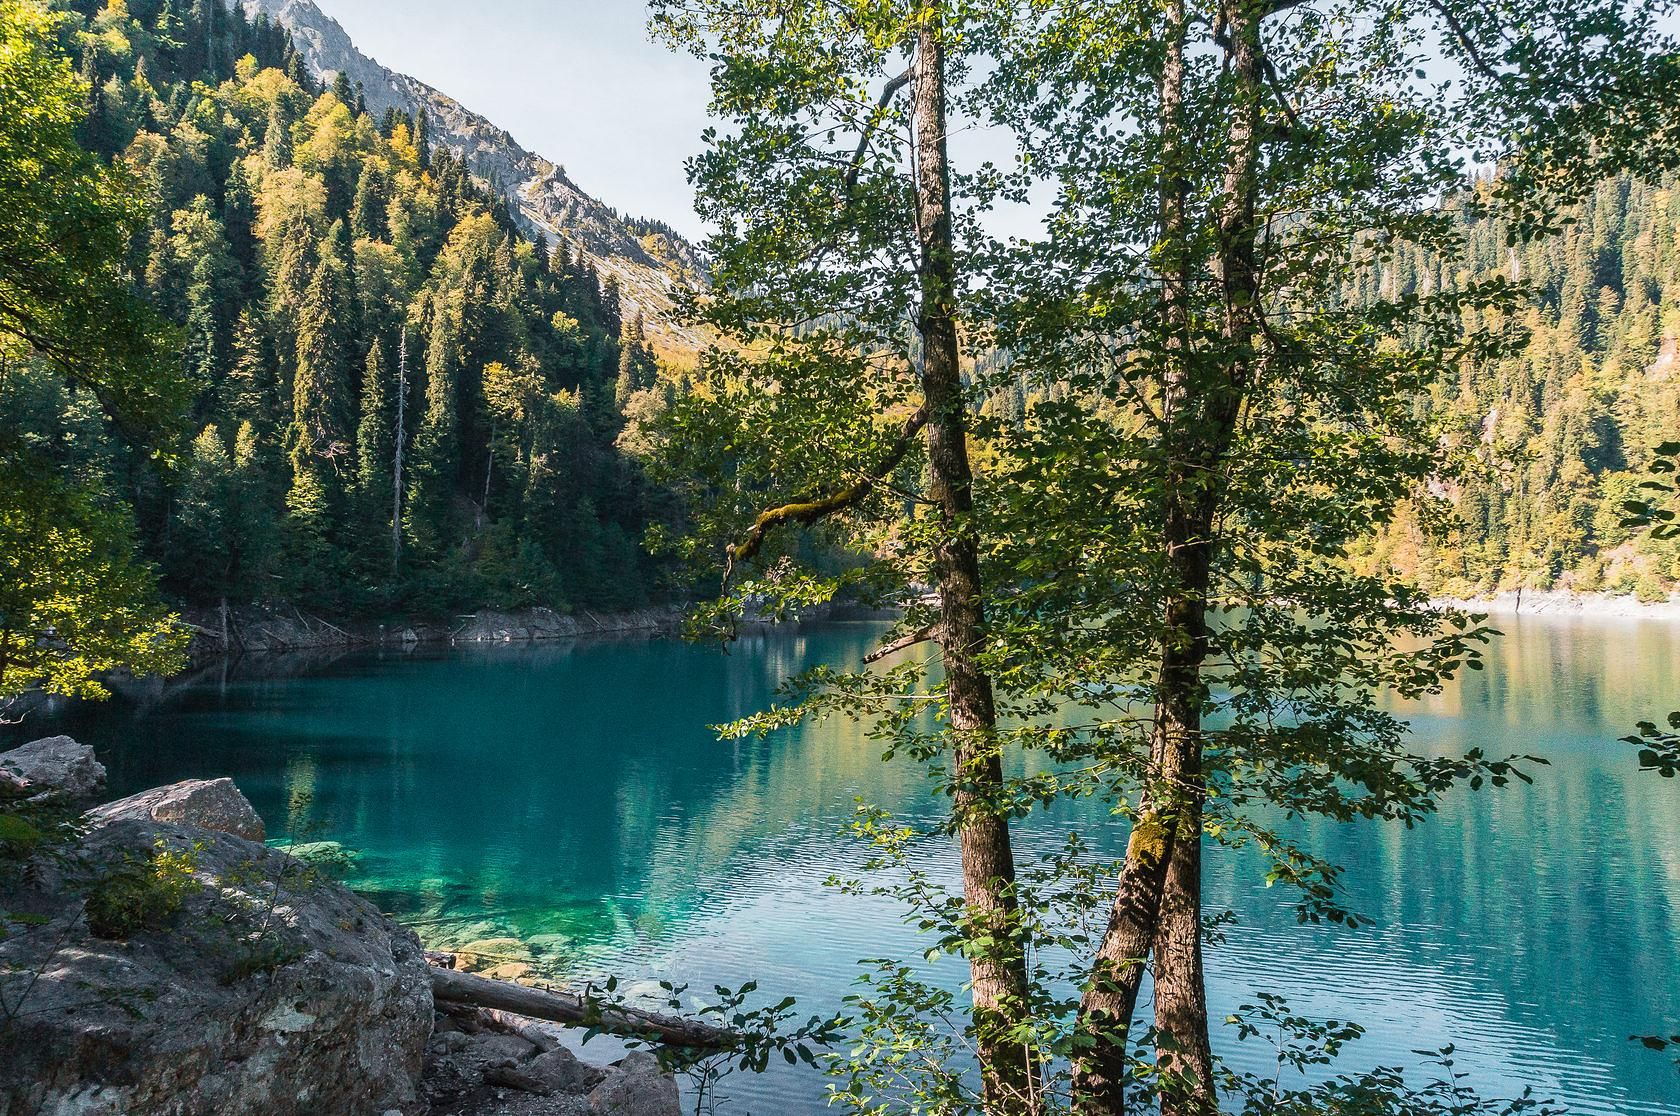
427, 964, 742, 1050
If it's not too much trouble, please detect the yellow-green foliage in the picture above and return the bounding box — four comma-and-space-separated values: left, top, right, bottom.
84, 841, 202, 940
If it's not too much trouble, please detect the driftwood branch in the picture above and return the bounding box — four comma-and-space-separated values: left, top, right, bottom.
428, 964, 742, 1050
724, 404, 930, 588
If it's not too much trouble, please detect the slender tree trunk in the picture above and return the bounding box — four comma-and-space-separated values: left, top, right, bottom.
1070, 6, 1190, 1110
1153, 811, 1214, 1115
1152, 4, 1266, 1112
392, 326, 407, 574
1073, 2, 1264, 1111
911, 14, 1035, 1113
1150, 2, 1218, 1110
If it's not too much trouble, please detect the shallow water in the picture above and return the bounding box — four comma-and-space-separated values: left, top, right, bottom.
15, 617, 1680, 1114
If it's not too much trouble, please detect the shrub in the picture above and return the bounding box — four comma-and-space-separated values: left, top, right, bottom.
84, 842, 202, 939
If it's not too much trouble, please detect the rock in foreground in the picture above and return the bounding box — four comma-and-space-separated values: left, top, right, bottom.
88, 776, 267, 841
1, 747, 686, 1116
0, 735, 106, 805
0, 819, 432, 1116
425, 1004, 680, 1116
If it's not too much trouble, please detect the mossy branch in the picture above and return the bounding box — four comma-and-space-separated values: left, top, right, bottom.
723, 404, 929, 589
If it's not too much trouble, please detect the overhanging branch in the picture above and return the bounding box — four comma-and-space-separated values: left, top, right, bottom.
724, 403, 930, 588
844, 64, 915, 194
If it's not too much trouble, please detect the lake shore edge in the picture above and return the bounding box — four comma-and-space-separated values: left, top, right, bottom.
180, 602, 689, 657
1429, 588, 1680, 620
178, 599, 899, 658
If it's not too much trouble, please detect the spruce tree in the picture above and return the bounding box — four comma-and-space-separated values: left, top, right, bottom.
263, 99, 291, 169
356, 341, 393, 532
415, 107, 431, 169
289, 224, 356, 503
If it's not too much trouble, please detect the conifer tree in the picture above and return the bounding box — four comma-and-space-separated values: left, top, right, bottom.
415, 107, 431, 169
289, 223, 356, 504
263, 98, 291, 169
356, 340, 393, 534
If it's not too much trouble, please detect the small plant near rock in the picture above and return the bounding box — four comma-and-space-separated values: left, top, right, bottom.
0, 784, 81, 887
84, 841, 202, 940
580, 976, 841, 1116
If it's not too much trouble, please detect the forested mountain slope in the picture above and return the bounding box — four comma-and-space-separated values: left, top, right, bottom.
26, 0, 677, 615
1359, 176, 1680, 600
233, 0, 708, 358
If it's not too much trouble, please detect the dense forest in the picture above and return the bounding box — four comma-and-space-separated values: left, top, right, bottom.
14, 0, 1680, 633
972, 172, 1680, 602
12, 0, 670, 620
1361, 175, 1680, 599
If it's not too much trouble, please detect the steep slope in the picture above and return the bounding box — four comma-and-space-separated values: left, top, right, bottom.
235, 0, 706, 358
1354, 174, 1680, 599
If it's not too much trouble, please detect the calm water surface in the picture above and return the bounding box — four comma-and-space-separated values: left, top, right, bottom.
13, 617, 1680, 1114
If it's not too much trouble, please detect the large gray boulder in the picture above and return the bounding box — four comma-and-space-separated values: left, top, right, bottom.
423, 1005, 682, 1116
88, 776, 267, 841
0, 735, 106, 805
587, 1053, 680, 1116
0, 820, 433, 1116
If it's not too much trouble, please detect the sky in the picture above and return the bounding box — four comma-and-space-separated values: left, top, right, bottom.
312, 1, 716, 239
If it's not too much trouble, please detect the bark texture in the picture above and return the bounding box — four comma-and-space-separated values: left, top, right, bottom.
912, 13, 1036, 1114
1072, 2, 1263, 1111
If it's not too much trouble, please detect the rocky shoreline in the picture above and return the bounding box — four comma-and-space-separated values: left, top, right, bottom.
0, 737, 687, 1116
1430, 588, 1680, 620
180, 604, 691, 657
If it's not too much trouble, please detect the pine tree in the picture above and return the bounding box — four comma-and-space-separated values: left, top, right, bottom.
289, 225, 356, 496
225, 308, 279, 435
182, 256, 223, 394
350, 161, 388, 241
415, 107, 431, 169
263, 99, 292, 169
406, 306, 462, 557
356, 341, 393, 532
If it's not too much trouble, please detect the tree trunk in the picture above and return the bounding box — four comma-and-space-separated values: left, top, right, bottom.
427, 965, 741, 1049
1153, 3, 1265, 1111
392, 325, 407, 573
1073, 1, 1262, 1110
912, 13, 1036, 1114
1153, 810, 1215, 1115
1149, 1, 1217, 1109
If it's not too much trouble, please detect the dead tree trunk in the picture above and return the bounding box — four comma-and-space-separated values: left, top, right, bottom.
428, 965, 741, 1050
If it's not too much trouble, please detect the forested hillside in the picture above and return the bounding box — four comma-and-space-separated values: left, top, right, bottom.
1361, 175, 1680, 599
18, 0, 672, 616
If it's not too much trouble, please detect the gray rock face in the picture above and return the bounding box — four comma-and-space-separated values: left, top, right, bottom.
587, 1053, 680, 1116
425, 1006, 682, 1116
0, 735, 107, 804
0, 820, 433, 1116
88, 777, 267, 841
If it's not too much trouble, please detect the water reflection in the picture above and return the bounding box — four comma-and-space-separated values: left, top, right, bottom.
12, 616, 1678, 1114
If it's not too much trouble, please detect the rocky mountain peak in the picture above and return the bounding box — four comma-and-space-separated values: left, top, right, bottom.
231, 0, 706, 356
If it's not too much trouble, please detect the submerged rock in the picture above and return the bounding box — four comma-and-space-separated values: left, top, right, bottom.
0, 735, 106, 805
456, 936, 536, 973
0, 819, 432, 1116
88, 776, 267, 841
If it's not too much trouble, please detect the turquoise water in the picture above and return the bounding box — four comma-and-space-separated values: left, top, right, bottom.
13, 618, 1680, 1113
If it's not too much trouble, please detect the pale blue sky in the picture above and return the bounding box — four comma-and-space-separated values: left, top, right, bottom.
314, 1, 715, 237
312, 1, 1680, 247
